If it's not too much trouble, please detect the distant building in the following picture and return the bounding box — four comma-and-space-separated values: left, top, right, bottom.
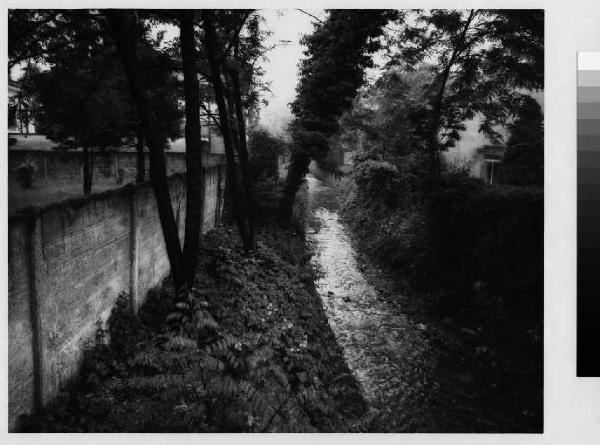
471, 144, 507, 185
200, 113, 225, 155
326, 136, 359, 173
168, 111, 225, 154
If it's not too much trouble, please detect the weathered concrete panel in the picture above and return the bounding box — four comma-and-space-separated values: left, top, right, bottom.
33, 192, 133, 406
203, 166, 219, 232
8, 163, 225, 431
8, 218, 35, 432
8, 149, 187, 184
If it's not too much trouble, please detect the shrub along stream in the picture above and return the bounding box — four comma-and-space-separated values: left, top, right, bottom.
333, 171, 543, 432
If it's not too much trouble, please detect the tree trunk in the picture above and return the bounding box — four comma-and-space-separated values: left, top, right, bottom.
83, 144, 92, 194
427, 10, 476, 181
279, 149, 310, 224
136, 124, 145, 183
179, 11, 204, 284
225, 78, 255, 249
202, 10, 253, 253
230, 70, 256, 249
106, 10, 185, 290
427, 65, 451, 179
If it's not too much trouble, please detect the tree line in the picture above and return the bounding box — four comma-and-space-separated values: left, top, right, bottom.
10, 8, 544, 297
9, 9, 268, 292
282, 8, 543, 207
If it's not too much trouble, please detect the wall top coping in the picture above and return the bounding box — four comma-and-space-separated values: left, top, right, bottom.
9, 148, 226, 166
8, 167, 217, 225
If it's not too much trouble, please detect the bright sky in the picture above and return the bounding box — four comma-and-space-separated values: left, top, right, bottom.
256, 9, 324, 136
150, 9, 323, 136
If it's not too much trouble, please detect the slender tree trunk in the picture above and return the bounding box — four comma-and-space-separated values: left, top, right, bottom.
83, 144, 92, 194
179, 11, 204, 284
225, 78, 255, 248
106, 10, 185, 289
426, 9, 476, 181
136, 124, 145, 183
279, 149, 311, 224
230, 70, 256, 249
427, 65, 451, 179
202, 10, 253, 253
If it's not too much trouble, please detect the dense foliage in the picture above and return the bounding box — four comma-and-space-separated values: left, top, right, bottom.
338, 62, 543, 321
248, 128, 285, 181
498, 96, 544, 186
14, 12, 183, 151
18, 226, 369, 432
279, 9, 395, 221
386, 9, 544, 175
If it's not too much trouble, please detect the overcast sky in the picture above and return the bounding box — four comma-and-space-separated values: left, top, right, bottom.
256, 9, 324, 136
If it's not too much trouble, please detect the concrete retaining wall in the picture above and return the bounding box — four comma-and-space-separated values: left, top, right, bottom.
9, 149, 189, 185
8, 158, 226, 431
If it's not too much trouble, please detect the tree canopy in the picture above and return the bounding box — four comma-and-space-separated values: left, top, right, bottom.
280, 9, 396, 221
386, 9, 544, 174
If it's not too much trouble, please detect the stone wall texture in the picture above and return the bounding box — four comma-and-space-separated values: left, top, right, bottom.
9, 149, 190, 185
8, 155, 226, 431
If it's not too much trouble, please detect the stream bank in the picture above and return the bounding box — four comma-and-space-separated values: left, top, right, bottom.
306, 173, 542, 432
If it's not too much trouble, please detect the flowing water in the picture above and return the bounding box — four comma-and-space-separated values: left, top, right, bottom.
305, 174, 441, 430
304, 173, 534, 432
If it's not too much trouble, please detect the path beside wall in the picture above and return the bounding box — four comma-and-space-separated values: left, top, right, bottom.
8, 156, 226, 431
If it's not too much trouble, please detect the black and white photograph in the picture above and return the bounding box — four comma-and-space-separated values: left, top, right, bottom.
1, 3, 556, 436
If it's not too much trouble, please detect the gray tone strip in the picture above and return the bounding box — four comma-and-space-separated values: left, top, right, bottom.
578, 87, 600, 103
578, 70, 600, 87
578, 119, 600, 135
578, 167, 600, 184
578, 103, 600, 119
578, 135, 600, 151
578, 151, 600, 168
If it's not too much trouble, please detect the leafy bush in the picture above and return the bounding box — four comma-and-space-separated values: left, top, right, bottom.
498, 95, 543, 186
353, 159, 400, 205
342, 172, 543, 315
253, 177, 281, 224
248, 128, 285, 181
498, 142, 543, 186
429, 175, 543, 309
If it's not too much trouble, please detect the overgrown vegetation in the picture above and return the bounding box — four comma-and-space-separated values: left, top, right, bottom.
329, 51, 543, 432
10, 9, 271, 290
18, 223, 369, 432
279, 9, 395, 222
18, 164, 368, 432
10, 8, 544, 433
338, 65, 543, 323
247, 127, 287, 222
343, 175, 542, 315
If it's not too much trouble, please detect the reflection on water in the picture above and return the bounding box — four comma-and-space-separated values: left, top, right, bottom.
305, 175, 435, 422
305, 174, 527, 432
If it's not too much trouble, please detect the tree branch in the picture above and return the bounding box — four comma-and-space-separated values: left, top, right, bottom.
297, 9, 324, 24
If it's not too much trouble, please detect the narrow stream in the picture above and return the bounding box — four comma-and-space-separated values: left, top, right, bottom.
304, 173, 537, 432
305, 174, 442, 430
